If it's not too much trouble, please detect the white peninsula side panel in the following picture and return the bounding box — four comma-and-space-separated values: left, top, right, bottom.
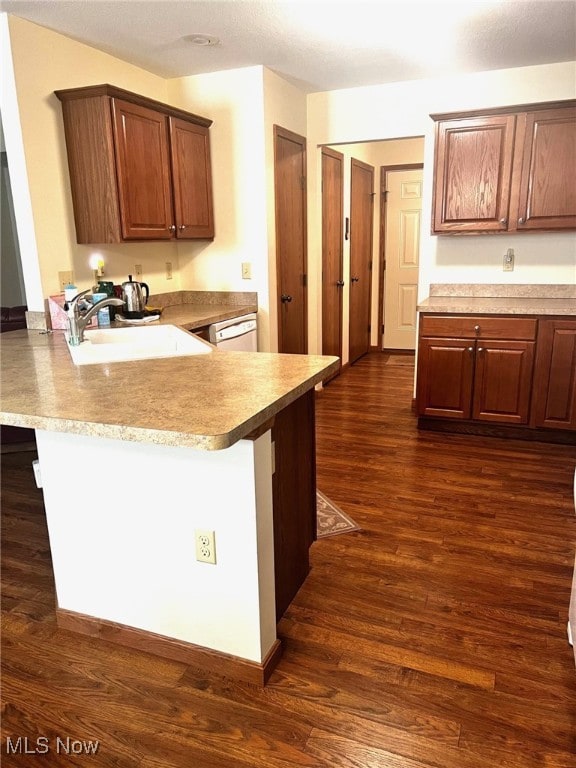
35, 429, 277, 664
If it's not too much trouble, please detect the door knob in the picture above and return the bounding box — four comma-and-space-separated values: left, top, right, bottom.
281, 294, 293, 303
336, 280, 345, 287
351, 276, 359, 283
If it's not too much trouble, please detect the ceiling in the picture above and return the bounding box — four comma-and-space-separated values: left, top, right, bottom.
1, 0, 575, 93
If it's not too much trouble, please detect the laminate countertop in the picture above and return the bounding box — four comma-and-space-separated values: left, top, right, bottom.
0, 330, 339, 450
417, 284, 576, 316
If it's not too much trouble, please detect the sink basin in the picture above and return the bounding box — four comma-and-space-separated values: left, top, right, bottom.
67, 324, 213, 365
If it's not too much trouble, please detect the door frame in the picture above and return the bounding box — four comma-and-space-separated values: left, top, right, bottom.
273, 124, 308, 353
378, 163, 423, 351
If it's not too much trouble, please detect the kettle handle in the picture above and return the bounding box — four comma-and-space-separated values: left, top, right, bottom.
141, 282, 150, 305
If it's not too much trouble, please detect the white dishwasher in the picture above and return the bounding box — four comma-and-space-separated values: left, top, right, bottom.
208, 313, 258, 351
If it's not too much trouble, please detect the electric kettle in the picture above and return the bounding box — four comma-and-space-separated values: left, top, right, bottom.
121, 275, 149, 317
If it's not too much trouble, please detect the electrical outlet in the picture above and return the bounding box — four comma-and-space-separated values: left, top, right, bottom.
166, 261, 173, 280
503, 248, 515, 272
135, 264, 143, 279
241, 262, 252, 280
58, 270, 75, 292
195, 530, 216, 564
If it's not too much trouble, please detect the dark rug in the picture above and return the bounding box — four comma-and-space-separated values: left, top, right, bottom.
316, 491, 361, 538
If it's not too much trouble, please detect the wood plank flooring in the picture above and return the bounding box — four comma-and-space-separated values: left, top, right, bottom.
2, 352, 575, 767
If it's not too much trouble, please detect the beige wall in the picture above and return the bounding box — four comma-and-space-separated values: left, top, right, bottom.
7, 16, 182, 301
307, 61, 576, 354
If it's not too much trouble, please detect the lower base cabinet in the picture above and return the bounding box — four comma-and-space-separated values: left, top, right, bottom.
532, 319, 576, 430
417, 314, 576, 441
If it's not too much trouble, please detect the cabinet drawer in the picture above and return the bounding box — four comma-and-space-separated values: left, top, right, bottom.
420, 315, 537, 341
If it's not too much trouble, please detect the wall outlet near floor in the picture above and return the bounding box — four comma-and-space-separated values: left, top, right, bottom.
165, 261, 173, 280
58, 270, 75, 292
503, 248, 515, 272
241, 262, 252, 280
195, 530, 216, 564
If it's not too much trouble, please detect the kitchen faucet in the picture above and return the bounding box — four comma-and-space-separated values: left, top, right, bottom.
65, 288, 125, 346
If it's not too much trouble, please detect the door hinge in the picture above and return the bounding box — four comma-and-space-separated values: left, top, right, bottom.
302, 273, 307, 287
384, 190, 389, 201
301, 176, 306, 190
368, 324, 371, 332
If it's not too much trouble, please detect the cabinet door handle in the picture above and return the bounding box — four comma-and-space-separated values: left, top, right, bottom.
178, 225, 186, 231
478, 347, 484, 353
518, 217, 525, 225
169, 225, 176, 233
474, 325, 480, 333
499, 218, 507, 225
467, 347, 474, 353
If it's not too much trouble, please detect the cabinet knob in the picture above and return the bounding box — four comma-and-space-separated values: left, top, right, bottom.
474, 325, 480, 333
499, 218, 507, 225
478, 347, 484, 353
468, 347, 474, 353
518, 217, 525, 225
169, 225, 176, 233
178, 225, 186, 231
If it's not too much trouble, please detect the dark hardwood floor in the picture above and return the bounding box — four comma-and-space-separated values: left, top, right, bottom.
2, 353, 575, 767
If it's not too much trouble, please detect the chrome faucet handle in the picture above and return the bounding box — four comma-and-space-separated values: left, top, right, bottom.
64, 287, 92, 312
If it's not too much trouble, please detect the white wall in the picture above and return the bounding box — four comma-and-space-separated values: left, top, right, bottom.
308, 61, 576, 354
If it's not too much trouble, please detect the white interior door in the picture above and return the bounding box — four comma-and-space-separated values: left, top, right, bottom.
383, 168, 422, 350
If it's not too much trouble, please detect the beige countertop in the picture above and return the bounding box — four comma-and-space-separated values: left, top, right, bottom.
157, 302, 257, 330
418, 283, 576, 316
417, 296, 576, 316
0, 330, 339, 450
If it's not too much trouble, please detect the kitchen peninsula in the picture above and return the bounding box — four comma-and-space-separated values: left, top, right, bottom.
0, 328, 339, 684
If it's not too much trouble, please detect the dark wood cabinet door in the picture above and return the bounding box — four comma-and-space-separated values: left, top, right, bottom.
112, 99, 173, 240
514, 107, 576, 231
532, 320, 576, 430
169, 117, 214, 239
417, 337, 474, 419
472, 340, 535, 424
432, 115, 516, 233
321, 147, 344, 375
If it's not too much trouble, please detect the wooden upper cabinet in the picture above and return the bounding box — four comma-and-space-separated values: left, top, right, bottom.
513, 107, 576, 231
112, 99, 174, 240
432, 115, 516, 233
169, 117, 214, 239
55, 84, 214, 244
431, 100, 576, 235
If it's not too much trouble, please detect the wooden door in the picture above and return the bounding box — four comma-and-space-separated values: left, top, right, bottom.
432, 115, 516, 233
274, 126, 307, 354
383, 168, 422, 350
349, 158, 374, 364
417, 337, 474, 419
321, 147, 344, 373
111, 99, 173, 240
532, 320, 576, 429
169, 117, 214, 239
513, 107, 576, 231
472, 341, 535, 424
